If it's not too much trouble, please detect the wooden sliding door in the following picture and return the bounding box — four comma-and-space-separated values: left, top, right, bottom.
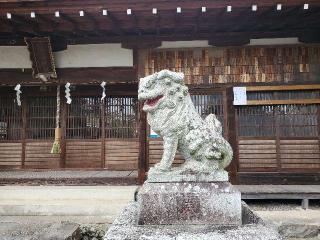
235, 87, 320, 184
65, 95, 139, 170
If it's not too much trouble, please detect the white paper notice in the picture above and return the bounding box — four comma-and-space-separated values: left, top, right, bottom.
233, 87, 247, 105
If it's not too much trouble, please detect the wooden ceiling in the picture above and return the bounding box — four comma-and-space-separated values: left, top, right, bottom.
0, 0, 320, 47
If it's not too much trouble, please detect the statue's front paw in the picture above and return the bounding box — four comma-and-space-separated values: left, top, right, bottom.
154, 163, 171, 172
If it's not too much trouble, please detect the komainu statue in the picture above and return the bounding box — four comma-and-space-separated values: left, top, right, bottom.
138, 70, 233, 176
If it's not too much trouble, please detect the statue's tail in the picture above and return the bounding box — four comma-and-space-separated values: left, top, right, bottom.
218, 141, 233, 169
204, 114, 222, 136
204, 114, 233, 169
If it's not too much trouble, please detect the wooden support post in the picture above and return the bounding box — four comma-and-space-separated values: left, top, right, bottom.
60, 85, 67, 168
135, 48, 148, 184
101, 98, 106, 169
274, 92, 282, 172
21, 96, 27, 169
225, 87, 238, 184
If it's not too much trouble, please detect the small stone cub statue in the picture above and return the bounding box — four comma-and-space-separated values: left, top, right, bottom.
138, 70, 233, 173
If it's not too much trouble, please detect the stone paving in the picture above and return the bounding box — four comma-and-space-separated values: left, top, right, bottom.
0, 185, 319, 239
0, 170, 137, 179
0, 170, 138, 185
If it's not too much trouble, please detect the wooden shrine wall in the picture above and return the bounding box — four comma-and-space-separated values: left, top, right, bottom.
145, 45, 320, 184
145, 45, 320, 84
0, 92, 139, 170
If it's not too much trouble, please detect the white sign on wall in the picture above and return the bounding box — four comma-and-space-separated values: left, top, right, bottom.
233, 87, 247, 105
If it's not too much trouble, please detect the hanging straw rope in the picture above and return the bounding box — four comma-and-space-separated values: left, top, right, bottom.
51, 85, 62, 154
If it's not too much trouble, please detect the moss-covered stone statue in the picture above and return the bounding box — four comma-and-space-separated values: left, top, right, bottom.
138, 70, 233, 181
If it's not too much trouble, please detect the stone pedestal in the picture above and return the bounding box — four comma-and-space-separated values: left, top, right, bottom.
138, 182, 241, 226
105, 177, 282, 240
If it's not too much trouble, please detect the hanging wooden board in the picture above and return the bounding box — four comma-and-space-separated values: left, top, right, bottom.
24, 37, 57, 80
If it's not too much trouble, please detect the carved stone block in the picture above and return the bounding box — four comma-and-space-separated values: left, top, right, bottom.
137, 182, 241, 226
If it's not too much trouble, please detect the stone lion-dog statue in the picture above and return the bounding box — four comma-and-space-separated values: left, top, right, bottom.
138, 70, 233, 176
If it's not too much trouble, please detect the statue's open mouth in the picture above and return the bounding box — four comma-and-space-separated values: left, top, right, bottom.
145, 95, 163, 107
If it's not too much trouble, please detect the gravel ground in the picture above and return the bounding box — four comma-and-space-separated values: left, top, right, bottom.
245, 199, 320, 211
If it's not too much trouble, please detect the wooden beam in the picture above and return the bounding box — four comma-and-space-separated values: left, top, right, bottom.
59, 13, 87, 37
1, 0, 319, 15
11, 14, 41, 35
121, 40, 161, 49
106, 12, 124, 36
0, 67, 136, 86
193, 9, 202, 34
36, 14, 59, 29
209, 35, 250, 46
154, 14, 161, 35
134, 13, 142, 35
0, 27, 319, 46
246, 84, 320, 91
246, 99, 320, 105
83, 11, 104, 36
0, 16, 39, 36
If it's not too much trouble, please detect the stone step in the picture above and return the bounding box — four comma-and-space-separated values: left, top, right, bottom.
0, 222, 81, 240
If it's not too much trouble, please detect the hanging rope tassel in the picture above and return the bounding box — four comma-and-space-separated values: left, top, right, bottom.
101, 81, 106, 100
51, 85, 62, 154
14, 84, 22, 106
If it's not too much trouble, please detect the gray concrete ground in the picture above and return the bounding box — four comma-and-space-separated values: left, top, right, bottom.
0, 185, 319, 239
247, 200, 320, 239
0, 186, 137, 239
0, 170, 137, 179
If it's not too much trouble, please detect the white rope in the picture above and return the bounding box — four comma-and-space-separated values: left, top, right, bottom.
101, 81, 106, 100
14, 84, 22, 106
65, 82, 72, 104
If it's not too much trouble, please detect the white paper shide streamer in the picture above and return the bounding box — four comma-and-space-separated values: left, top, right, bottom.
14, 84, 22, 106
101, 81, 106, 100
65, 82, 72, 104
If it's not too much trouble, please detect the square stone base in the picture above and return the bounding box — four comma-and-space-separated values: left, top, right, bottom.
138, 182, 241, 226
104, 202, 283, 240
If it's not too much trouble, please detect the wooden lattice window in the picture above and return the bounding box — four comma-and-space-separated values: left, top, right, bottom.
66, 97, 101, 139
105, 97, 138, 138
237, 90, 320, 137
237, 105, 276, 137
278, 104, 319, 137
26, 97, 56, 139
0, 96, 22, 140
191, 92, 224, 131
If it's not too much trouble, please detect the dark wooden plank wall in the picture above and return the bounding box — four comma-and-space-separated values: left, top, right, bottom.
238, 139, 278, 171
25, 141, 60, 169
105, 138, 139, 170
145, 46, 320, 84
148, 138, 184, 167
0, 142, 22, 169
65, 140, 102, 168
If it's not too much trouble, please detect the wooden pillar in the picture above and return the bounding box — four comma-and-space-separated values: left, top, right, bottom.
123, 41, 161, 184
21, 95, 27, 169
60, 84, 67, 168
135, 48, 148, 184
101, 98, 106, 169
225, 87, 238, 184
274, 92, 281, 172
